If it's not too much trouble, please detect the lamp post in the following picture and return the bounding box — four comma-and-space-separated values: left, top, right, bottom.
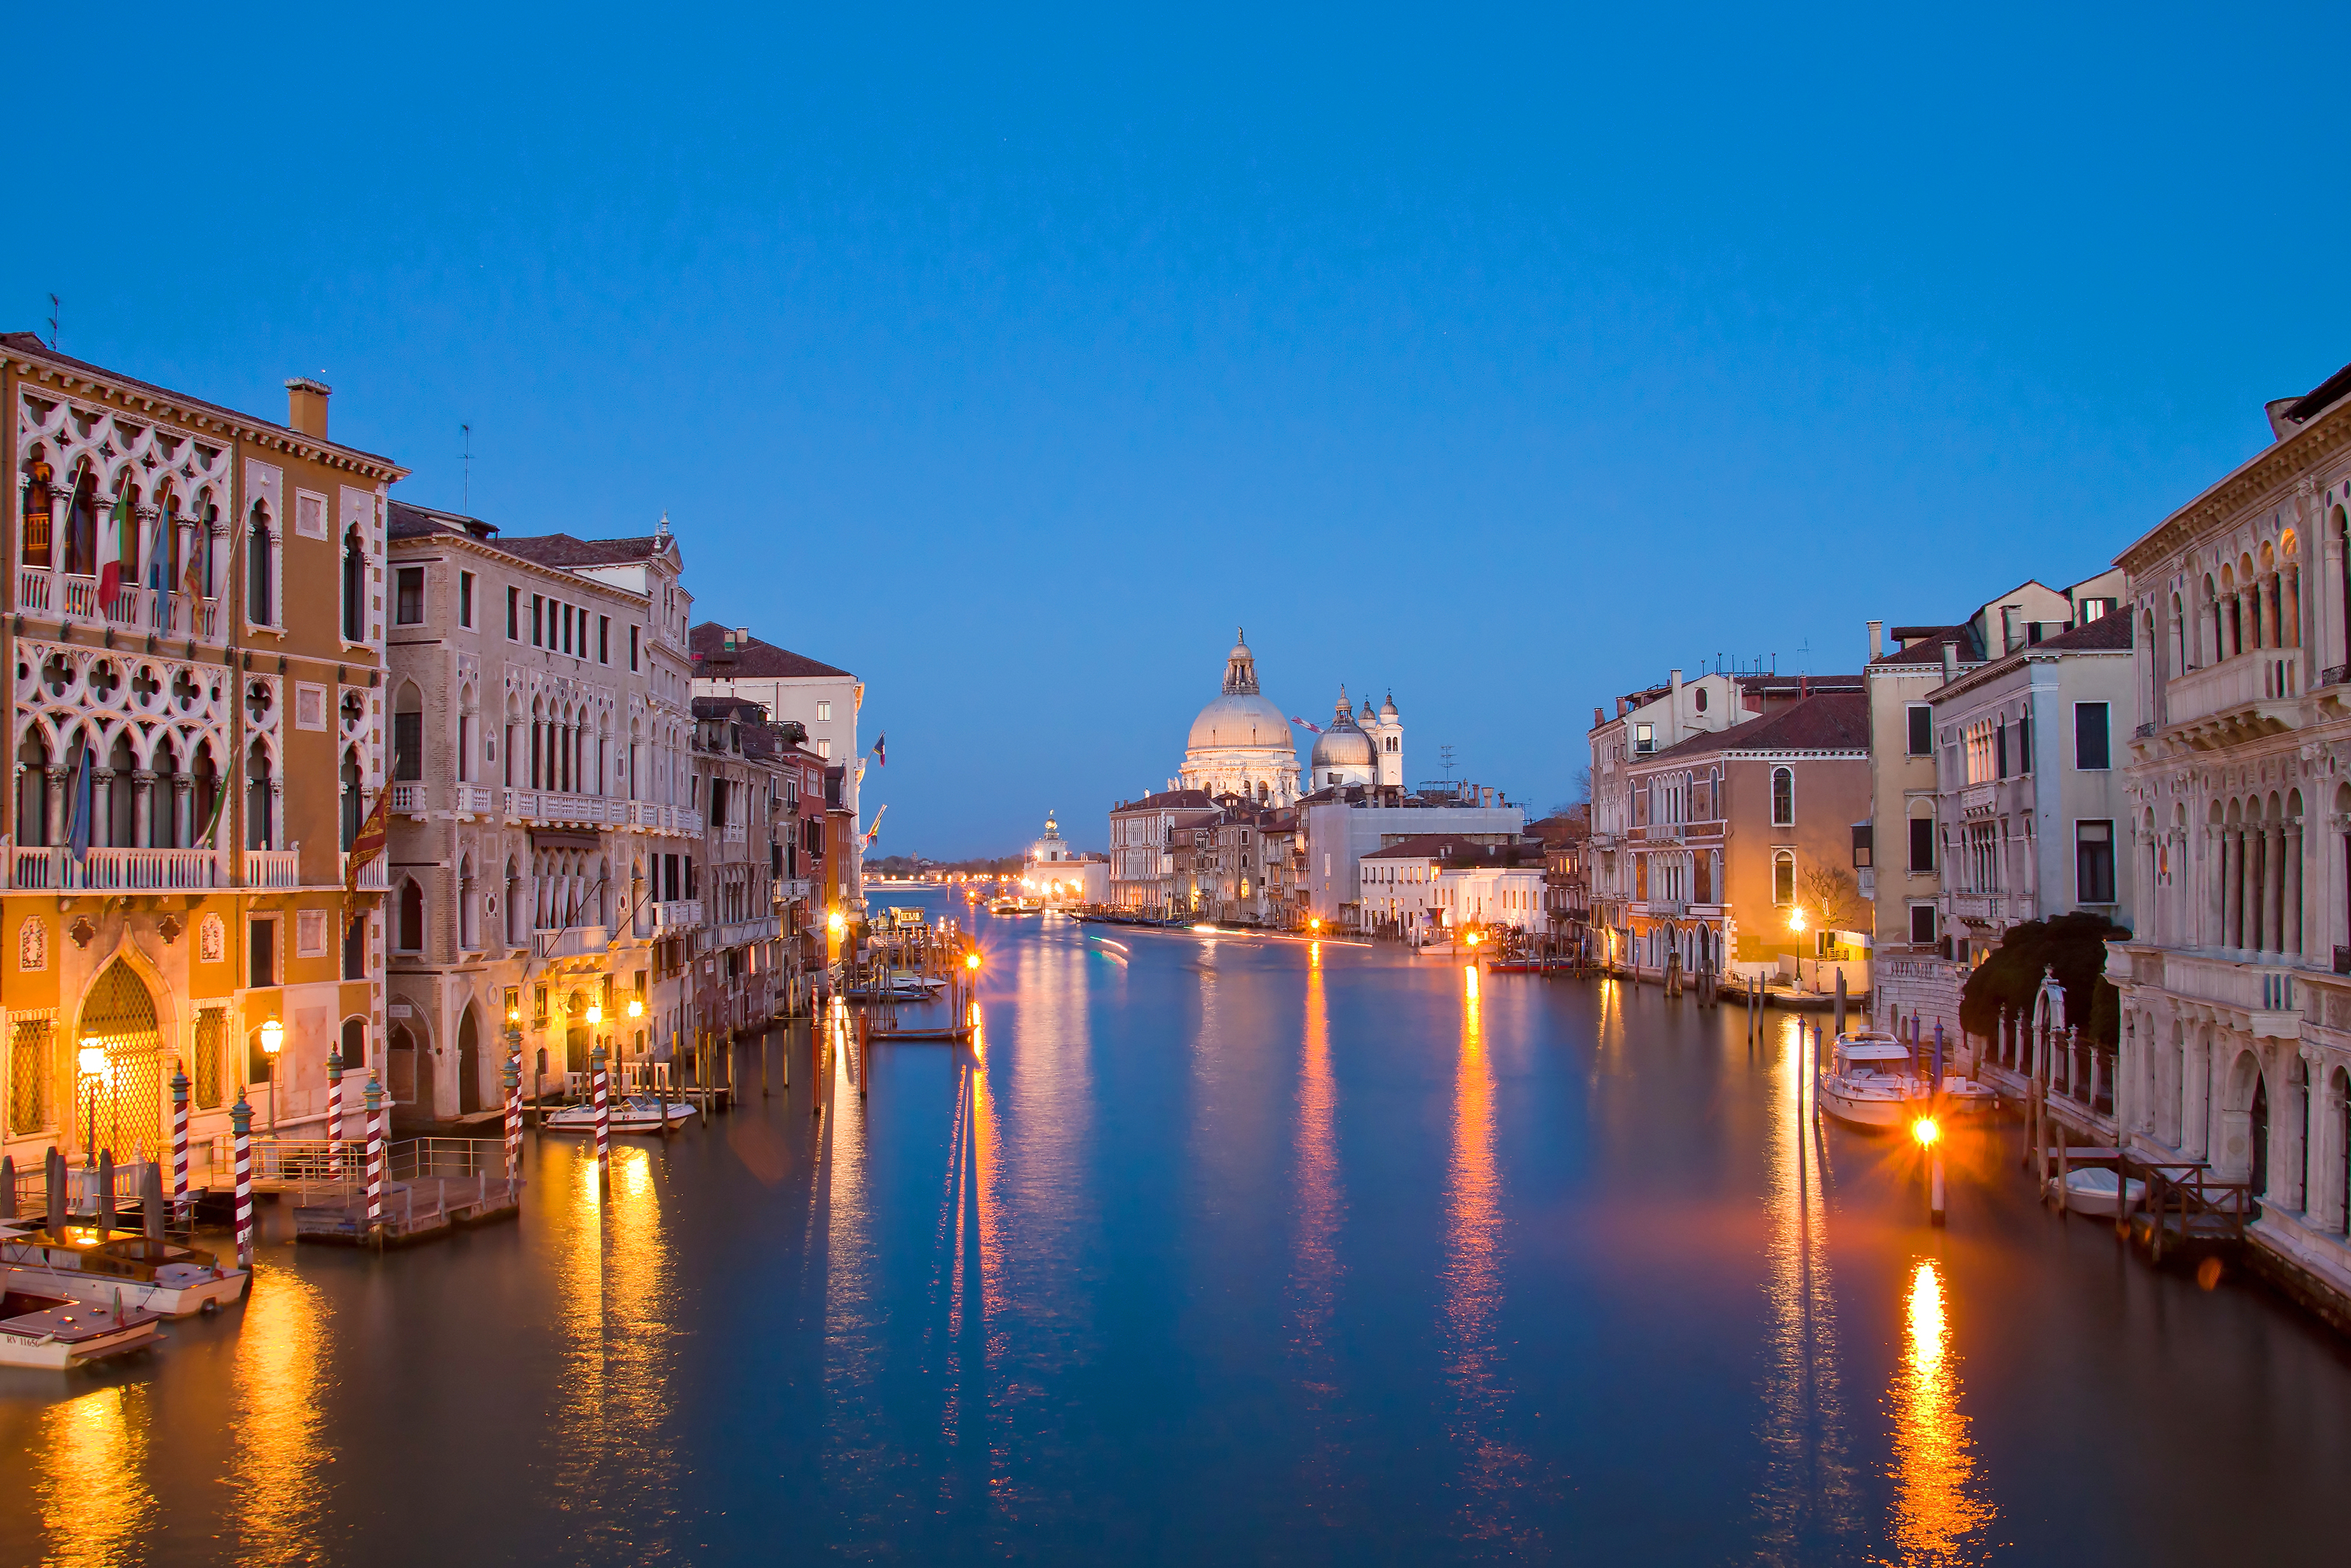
77, 1037, 104, 1170
259, 1017, 284, 1135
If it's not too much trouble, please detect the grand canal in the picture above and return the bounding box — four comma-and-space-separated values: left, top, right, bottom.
4, 897, 2350, 1565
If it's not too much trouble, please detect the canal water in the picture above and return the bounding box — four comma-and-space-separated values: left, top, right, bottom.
5, 898, 2350, 1565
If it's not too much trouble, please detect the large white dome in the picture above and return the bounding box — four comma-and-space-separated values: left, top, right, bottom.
1189, 692, 1294, 752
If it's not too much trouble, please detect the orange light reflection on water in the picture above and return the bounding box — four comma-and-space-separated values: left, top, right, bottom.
1885, 1258, 1995, 1564
1291, 945, 1341, 1357
37, 1383, 154, 1568
231, 1264, 332, 1562
1442, 956, 1528, 1544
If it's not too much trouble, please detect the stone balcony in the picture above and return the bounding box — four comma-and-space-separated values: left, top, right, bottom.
2159, 657, 2303, 750
17, 569, 224, 644
2109, 942, 2307, 1036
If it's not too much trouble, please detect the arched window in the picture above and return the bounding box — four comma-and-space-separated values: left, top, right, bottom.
342, 525, 365, 642
342, 1015, 368, 1070
398, 877, 424, 952
247, 502, 273, 625
1770, 766, 1794, 827
1772, 850, 1796, 906
505, 857, 523, 945
459, 856, 478, 949
340, 747, 363, 849
245, 743, 274, 851
15, 731, 50, 847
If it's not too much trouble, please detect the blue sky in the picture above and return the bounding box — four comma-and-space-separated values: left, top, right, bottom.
11, 5, 2350, 856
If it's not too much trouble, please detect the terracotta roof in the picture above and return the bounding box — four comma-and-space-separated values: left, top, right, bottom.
2028, 612, 2134, 652
2, 331, 407, 475
1641, 691, 1869, 761
2285, 358, 2351, 425
499, 532, 674, 568
388, 499, 495, 542
688, 621, 853, 680
1362, 833, 1543, 866
1874, 625, 1982, 666
1113, 788, 1216, 812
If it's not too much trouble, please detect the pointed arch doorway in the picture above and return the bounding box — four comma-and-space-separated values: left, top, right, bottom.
76, 958, 163, 1160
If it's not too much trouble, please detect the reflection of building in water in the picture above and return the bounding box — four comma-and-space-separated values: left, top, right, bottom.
233, 1266, 332, 1562
1752, 1019, 1857, 1556
1885, 1259, 1995, 1561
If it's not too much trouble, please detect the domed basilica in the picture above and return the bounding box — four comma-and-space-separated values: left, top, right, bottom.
1177, 632, 1403, 805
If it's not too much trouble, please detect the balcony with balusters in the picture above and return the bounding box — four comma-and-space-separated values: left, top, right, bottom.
16, 571, 224, 644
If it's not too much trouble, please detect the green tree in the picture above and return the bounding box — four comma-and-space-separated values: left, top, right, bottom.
1957, 910, 2129, 1046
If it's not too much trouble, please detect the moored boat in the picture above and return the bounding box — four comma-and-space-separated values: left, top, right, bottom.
2047, 1165, 2147, 1218
543, 1095, 698, 1135
0, 1287, 166, 1369
0, 1221, 248, 1318
1816, 1033, 1930, 1130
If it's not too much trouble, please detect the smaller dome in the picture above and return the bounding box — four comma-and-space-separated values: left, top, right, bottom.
1380, 693, 1398, 720
1311, 725, 1373, 769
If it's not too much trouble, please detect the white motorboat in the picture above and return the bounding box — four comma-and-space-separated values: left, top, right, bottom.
1938, 1077, 2001, 1118
543, 1095, 699, 1135
0, 1287, 166, 1369
0, 1221, 248, 1318
2047, 1166, 2146, 1218
1816, 1033, 1930, 1130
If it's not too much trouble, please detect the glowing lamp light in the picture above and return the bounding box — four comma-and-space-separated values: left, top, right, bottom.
965, 952, 981, 971
827, 910, 846, 935
507, 1007, 520, 1025
1912, 1117, 1941, 1147
1466, 931, 1482, 947
586, 1004, 602, 1027
260, 1018, 284, 1058
1789, 907, 1809, 934
78, 1037, 105, 1078
627, 998, 644, 1020
1309, 917, 1321, 932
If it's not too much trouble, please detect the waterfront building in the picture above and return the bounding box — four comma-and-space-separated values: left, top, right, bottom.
1533, 807, 1591, 954
1178, 632, 1301, 805
1921, 612, 2138, 978
3, 341, 403, 1168
691, 625, 865, 903
381, 503, 699, 1110
2108, 358, 2351, 1320
1301, 781, 1525, 934
1020, 811, 1108, 906
1863, 571, 2128, 1034
1587, 670, 1855, 973
1108, 788, 1217, 914
1358, 834, 1545, 944
1620, 690, 1871, 985
687, 696, 794, 1040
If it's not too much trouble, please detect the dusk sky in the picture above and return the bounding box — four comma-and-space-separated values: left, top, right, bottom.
11, 4, 2351, 858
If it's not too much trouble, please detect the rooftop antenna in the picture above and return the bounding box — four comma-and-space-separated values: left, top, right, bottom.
45, 294, 58, 350
1796, 637, 1812, 674
1439, 743, 1456, 781
459, 424, 473, 511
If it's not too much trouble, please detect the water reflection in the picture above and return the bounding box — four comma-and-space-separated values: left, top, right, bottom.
549, 1131, 677, 1549
1754, 1018, 1855, 1558
1290, 945, 1342, 1359
1442, 962, 1529, 1546
232, 1262, 331, 1562
37, 1383, 154, 1568
1885, 1259, 1995, 1564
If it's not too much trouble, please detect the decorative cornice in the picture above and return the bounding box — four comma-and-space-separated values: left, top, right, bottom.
2118, 396, 2351, 576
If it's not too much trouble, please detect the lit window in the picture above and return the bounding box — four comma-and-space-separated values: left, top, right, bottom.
816, 701, 832, 721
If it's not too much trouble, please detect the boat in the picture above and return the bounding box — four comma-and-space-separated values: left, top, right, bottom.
1816, 1032, 1931, 1130
543, 1095, 699, 1135
0, 1287, 166, 1369
1937, 1076, 2001, 1118
2047, 1165, 2147, 1218
986, 898, 1038, 917
0, 1221, 248, 1318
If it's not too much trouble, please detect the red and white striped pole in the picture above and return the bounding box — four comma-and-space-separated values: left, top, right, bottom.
503, 1047, 522, 1184
590, 1041, 611, 1181
229, 1094, 254, 1266
325, 1048, 346, 1176
169, 1067, 190, 1229
363, 1076, 384, 1239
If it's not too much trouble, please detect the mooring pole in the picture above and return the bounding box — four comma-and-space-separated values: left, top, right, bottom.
231, 1097, 254, 1266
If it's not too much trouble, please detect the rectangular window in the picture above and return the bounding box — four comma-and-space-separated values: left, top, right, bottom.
817, 701, 832, 722
394, 566, 424, 625
9, 1020, 52, 1135
1909, 904, 1936, 945
2077, 820, 2116, 903
1634, 722, 1655, 755
531, 594, 544, 647
816, 739, 831, 759
459, 571, 475, 628
249, 917, 276, 989
1996, 719, 2009, 780
1906, 704, 1932, 756
1851, 823, 1872, 869
2019, 713, 2033, 773
2075, 702, 2111, 770
599, 615, 610, 664
630, 625, 640, 671
508, 586, 520, 640
1907, 816, 1935, 873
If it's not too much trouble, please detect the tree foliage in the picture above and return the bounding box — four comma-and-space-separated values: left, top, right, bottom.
1799, 865, 1862, 934
1956, 911, 2129, 1045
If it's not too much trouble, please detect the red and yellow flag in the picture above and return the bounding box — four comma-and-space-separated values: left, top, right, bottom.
344, 785, 393, 896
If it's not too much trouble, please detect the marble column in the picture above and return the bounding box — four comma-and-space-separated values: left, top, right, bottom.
2224, 827, 2244, 950
91, 767, 115, 848
2286, 823, 2305, 959
44, 765, 68, 847
173, 777, 193, 849
131, 769, 156, 849
2184, 1027, 2211, 1160
2264, 823, 2284, 954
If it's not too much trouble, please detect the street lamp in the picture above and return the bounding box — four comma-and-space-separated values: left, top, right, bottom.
77, 1036, 104, 1167
259, 1017, 284, 1134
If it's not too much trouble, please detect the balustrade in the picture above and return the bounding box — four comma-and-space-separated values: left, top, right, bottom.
7, 845, 222, 889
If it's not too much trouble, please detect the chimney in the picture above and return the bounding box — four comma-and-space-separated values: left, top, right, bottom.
1941, 639, 1959, 684
735, 626, 750, 647
1800, 674, 1809, 699
285, 377, 331, 439
1867, 619, 1883, 660
1593, 706, 1605, 729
